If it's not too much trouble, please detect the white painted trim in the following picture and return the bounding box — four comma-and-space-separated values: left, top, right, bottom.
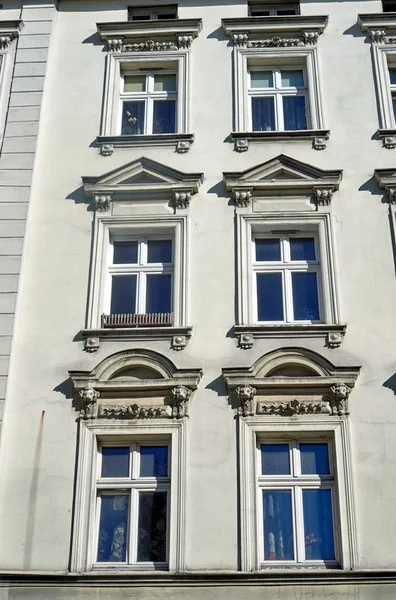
372, 44, 396, 129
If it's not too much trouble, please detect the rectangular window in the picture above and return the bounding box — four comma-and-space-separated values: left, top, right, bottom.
253, 234, 321, 323
120, 71, 177, 135
389, 66, 396, 123
259, 440, 336, 566
128, 5, 178, 20
96, 443, 170, 567
248, 2, 300, 16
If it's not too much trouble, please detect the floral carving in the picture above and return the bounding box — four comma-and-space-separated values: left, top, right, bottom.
303, 32, 319, 45
93, 194, 111, 211
386, 187, 396, 203
178, 35, 193, 49
79, 388, 100, 419
330, 382, 351, 415
257, 398, 331, 416
99, 404, 168, 419
248, 37, 304, 48
123, 40, 177, 52
0, 36, 11, 49
233, 33, 249, 47
234, 190, 252, 208
314, 188, 334, 206
235, 385, 256, 416
171, 385, 192, 418
173, 191, 191, 209
369, 30, 386, 43
108, 38, 123, 52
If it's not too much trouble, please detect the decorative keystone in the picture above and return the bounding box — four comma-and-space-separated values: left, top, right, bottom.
235, 138, 248, 152
386, 187, 396, 203
84, 337, 100, 352
237, 333, 254, 349
235, 384, 256, 416
79, 387, 100, 419
171, 334, 187, 351
178, 35, 193, 49
93, 194, 112, 212
327, 331, 343, 348
234, 190, 252, 208
369, 30, 386, 44
100, 144, 114, 157
329, 382, 351, 416
233, 33, 249, 47
303, 31, 319, 45
171, 385, 192, 418
108, 38, 123, 52
383, 136, 396, 149
313, 136, 328, 150
314, 188, 334, 206
173, 190, 192, 210
176, 140, 191, 153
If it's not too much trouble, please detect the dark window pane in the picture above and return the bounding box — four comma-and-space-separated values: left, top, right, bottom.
277, 8, 297, 15
261, 444, 290, 475
147, 240, 172, 263
122, 101, 145, 135
281, 70, 304, 87
291, 272, 319, 320
153, 100, 176, 134
101, 447, 130, 478
300, 444, 330, 475
97, 495, 129, 562
303, 490, 335, 560
157, 12, 177, 18
263, 490, 294, 560
290, 238, 316, 261
390, 69, 396, 85
113, 241, 138, 264
255, 239, 281, 261
283, 96, 307, 130
250, 9, 271, 15
146, 274, 171, 313
257, 273, 284, 321
252, 97, 275, 131
111, 275, 137, 315
138, 491, 167, 562
140, 446, 168, 477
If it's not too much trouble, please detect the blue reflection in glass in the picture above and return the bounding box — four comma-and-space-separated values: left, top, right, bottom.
283, 96, 307, 130
122, 101, 145, 134
390, 69, 396, 85
292, 272, 319, 320
102, 447, 130, 478
300, 444, 330, 475
146, 274, 172, 313
113, 241, 138, 264
147, 240, 172, 264
153, 100, 176, 134
252, 97, 275, 131
97, 495, 129, 562
290, 238, 315, 261
255, 239, 281, 262
303, 490, 335, 560
140, 446, 168, 477
263, 490, 294, 560
111, 275, 137, 314
257, 273, 284, 321
137, 492, 167, 562
261, 444, 290, 475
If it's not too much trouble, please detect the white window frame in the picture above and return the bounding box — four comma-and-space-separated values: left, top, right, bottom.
237, 213, 340, 326
257, 437, 338, 567
239, 417, 358, 571
372, 45, 396, 129
234, 47, 324, 133
128, 5, 178, 21
248, 4, 300, 17
119, 70, 178, 135
71, 420, 187, 573
88, 216, 188, 329
101, 52, 190, 137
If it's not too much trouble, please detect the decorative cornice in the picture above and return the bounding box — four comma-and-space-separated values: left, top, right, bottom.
374, 168, 396, 202
82, 326, 193, 352
97, 133, 194, 155
0, 20, 23, 48
222, 16, 328, 42
230, 130, 330, 152
234, 324, 347, 349
358, 14, 396, 42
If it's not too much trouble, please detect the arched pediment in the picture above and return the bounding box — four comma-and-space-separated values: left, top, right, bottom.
251, 348, 336, 378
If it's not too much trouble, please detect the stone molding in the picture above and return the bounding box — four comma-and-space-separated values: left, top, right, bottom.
97, 133, 195, 155
234, 324, 347, 349
358, 14, 396, 42
82, 326, 193, 352
374, 168, 396, 202
0, 20, 23, 48
230, 130, 330, 152
222, 16, 328, 43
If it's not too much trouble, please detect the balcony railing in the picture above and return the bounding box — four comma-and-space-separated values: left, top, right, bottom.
102, 313, 173, 328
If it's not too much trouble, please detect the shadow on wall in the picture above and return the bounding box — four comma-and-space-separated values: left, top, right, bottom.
383, 373, 396, 395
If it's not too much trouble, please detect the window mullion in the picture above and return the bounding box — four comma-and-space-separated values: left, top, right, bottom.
138, 272, 146, 313
284, 269, 293, 322
130, 488, 139, 564
294, 486, 305, 562
146, 98, 153, 135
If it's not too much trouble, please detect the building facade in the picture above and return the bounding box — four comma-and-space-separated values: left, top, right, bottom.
0, 0, 395, 597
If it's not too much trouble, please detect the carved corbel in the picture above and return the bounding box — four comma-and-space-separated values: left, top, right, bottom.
0, 36, 11, 49
234, 189, 252, 208
84, 336, 100, 352
383, 136, 396, 149
100, 143, 114, 157
171, 385, 192, 418
93, 194, 112, 212
108, 38, 123, 52
313, 135, 328, 151
314, 187, 334, 207
235, 384, 256, 416
178, 35, 193, 49
172, 334, 188, 350
79, 387, 100, 419
233, 33, 249, 47
235, 138, 249, 152
369, 30, 386, 44
303, 32, 319, 45
327, 331, 343, 349
173, 189, 192, 210
176, 140, 192, 153
329, 382, 351, 415
237, 333, 254, 349
386, 186, 396, 203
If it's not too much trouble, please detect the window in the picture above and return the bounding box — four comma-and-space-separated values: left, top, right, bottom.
253, 234, 320, 323
120, 70, 177, 136
96, 443, 170, 567
248, 2, 299, 16
128, 5, 178, 20
259, 440, 336, 566
105, 237, 173, 326
382, 0, 396, 12
249, 67, 308, 132
389, 65, 396, 124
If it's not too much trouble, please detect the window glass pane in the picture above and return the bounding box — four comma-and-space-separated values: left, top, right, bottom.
137, 491, 167, 562
300, 444, 330, 475
113, 241, 138, 264
146, 274, 172, 313
290, 238, 316, 261
389, 69, 396, 85
124, 75, 146, 93
140, 446, 168, 477
154, 73, 177, 92
291, 272, 319, 321
255, 238, 281, 261
263, 490, 294, 560
101, 447, 130, 478
122, 101, 145, 135
252, 97, 275, 131
303, 490, 335, 560
157, 12, 177, 18
97, 495, 129, 562
283, 96, 307, 130
111, 275, 137, 315
257, 273, 284, 321
250, 9, 271, 15
277, 8, 297, 15
261, 444, 290, 475
153, 100, 176, 134
281, 69, 304, 87
250, 71, 273, 88
147, 240, 172, 263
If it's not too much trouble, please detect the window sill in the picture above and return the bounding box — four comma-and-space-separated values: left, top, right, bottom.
97, 134, 194, 155
82, 326, 192, 352
378, 129, 396, 149
234, 323, 347, 349
231, 130, 330, 152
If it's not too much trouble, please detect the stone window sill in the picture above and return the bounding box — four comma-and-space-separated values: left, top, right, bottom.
82, 326, 193, 352
97, 134, 194, 156
231, 130, 330, 152
234, 323, 347, 349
